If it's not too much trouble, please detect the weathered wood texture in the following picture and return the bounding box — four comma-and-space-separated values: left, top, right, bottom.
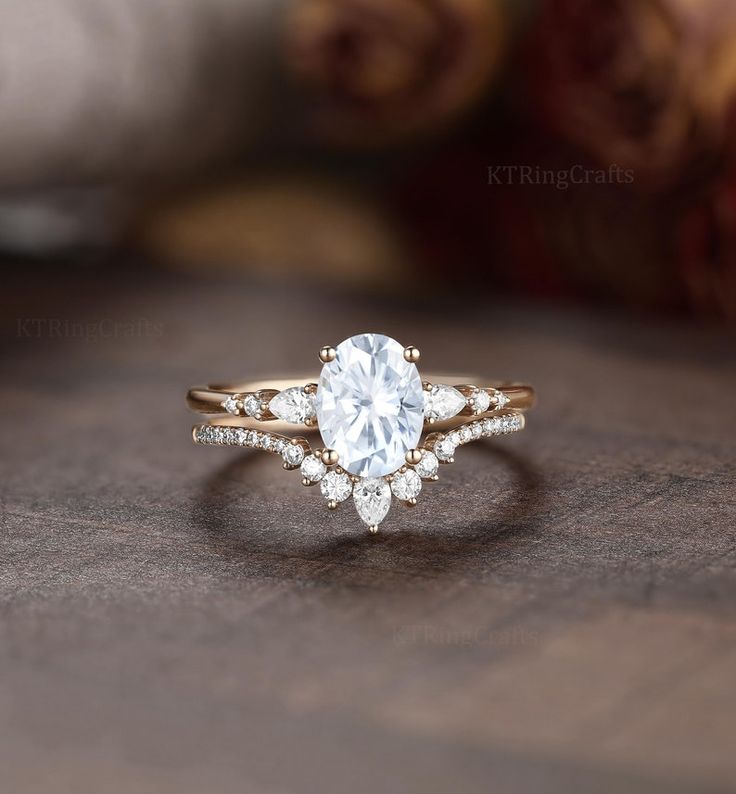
1, 266, 735, 794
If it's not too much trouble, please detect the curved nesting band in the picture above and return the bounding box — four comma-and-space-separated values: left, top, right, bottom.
187, 334, 536, 533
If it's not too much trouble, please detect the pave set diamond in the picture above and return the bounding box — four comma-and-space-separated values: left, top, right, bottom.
196, 333, 527, 532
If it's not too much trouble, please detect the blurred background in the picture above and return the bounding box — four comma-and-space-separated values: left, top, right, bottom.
2, 0, 736, 321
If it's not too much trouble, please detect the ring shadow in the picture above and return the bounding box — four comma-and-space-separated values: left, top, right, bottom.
190, 442, 546, 582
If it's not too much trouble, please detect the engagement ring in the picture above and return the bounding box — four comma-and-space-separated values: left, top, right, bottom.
187, 333, 535, 533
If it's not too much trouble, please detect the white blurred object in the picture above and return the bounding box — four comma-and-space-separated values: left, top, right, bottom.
0, 188, 120, 255
0, 0, 284, 188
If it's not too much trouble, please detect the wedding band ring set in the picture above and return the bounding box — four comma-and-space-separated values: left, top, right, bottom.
187, 333, 535, 533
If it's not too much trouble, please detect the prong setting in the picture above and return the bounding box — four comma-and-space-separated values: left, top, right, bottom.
405, 449, 422, 466
403, 345, 420, 363
321, 448, 339, 466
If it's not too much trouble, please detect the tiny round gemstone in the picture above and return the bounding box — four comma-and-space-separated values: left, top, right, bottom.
320, 470, 353, 502
301, 454, 326, 482
494, 390, 511, 408
246, 429, 259, 446
434, 437, 456, 462
414, 450, 439, 478
244, 394, 261, 417
234, 429, 247, 445
470, 422, 482, 439
391, 469, 421, 501
223, 395, 241, 415
458, 426, 472, 444
282, 443, 305, 466
473, 389, 491, 413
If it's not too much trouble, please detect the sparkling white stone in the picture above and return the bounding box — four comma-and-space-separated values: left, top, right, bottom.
423, 384, 466, 421
282, 443, 305, 466
269, 387, 316, 424
434, 437, 456, 462
414, 450, 439, 479
244, 394, 261, 417
301, 454, 326, 482
222, 395, 241, 415
390, 469, 422, 501
494, 390, 510, 408
352, 477, 392, 527
472, 388, 491, 413
316, 333, 424, 477
320, 471, 353, 503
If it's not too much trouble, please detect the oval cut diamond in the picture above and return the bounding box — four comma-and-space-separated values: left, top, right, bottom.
316, 333, 424, 477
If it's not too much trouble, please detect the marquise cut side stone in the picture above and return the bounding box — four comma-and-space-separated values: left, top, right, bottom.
269, 387, 316, 424
423, 384, 466, 421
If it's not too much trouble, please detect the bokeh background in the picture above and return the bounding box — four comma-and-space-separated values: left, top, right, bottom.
2, 0, 736, 321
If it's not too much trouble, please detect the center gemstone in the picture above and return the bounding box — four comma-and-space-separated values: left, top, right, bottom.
315, 333, 424, 477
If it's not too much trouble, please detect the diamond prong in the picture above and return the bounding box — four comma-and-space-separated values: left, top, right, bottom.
403, 345, 420, 363
319, 346, 336, 363
368, 525, 379, 534
321, 449, 339, 466
327, 500, 338, 510
406, 497, 418, 507
405, 449, 422, 466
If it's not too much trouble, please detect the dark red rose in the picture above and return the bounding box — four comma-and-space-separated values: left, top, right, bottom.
680, 171, 736, 321
527, 0, 736, 190
285, 0, 507, 143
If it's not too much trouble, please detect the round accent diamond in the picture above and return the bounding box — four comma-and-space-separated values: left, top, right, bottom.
301, 454, 326, 482
390, 469, 421, 501
282, 443, 305, 467
315, 333, 424, 478
473, 389, 491, 413
244, 394, 260, 417
320, 470, 353, 503
414, 450, 439, 479
234, 428, 247, 445
494, 390, 510, 408
222, 395, 241, 415
434, 437, 456, 462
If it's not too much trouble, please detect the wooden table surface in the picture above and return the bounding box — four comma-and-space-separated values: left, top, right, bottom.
2, 265, 735, 794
